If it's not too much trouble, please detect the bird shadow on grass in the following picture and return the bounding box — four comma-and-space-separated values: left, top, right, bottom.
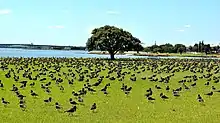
67, 114, 79, 117
79, 103, 85, 106
105, 95, 111, 97
92, 111, 98, 113
148, 101, 155, 104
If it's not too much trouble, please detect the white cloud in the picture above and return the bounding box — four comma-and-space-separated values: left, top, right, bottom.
0, 9, 11, 15
106, 10, 120, 15
177, 29, 185, 32
48, 25, 64, 29
184, 24, 191, 28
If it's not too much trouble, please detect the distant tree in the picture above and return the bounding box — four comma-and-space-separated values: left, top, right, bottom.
212, 45, 220, 53
201, 40, 204, 52
177, 47, 185, 55
144, 47, 151, 52
198, 41, 205, 52
132, 37, 144, 53
204, 44, 211, 55
153, 47, 162, 53
192, 43, 199, 52
86, 25, 142, 60
161, 43, 174, 53
151, 44, 158, 51
174, 44, 186, 54
198, 41, 201, 52
188, 46, 193, 52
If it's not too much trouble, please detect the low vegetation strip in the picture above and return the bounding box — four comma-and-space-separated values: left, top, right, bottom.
88, 51, 220, 58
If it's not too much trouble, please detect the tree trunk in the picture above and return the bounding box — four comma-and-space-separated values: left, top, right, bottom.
137, 50, 139, 53
110, 53, 115, 60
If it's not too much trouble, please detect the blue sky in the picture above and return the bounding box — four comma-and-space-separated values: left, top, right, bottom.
0, 0, 219, 46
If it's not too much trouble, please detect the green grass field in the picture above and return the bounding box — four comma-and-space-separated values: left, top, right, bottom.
0, 58, 220, 123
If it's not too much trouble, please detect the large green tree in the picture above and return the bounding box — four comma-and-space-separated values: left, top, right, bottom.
132, 37, 144, 53
86, 25, 142, 60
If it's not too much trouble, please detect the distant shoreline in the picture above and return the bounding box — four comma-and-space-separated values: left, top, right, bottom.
0, 44, 86, 50
0, 47, 86, 51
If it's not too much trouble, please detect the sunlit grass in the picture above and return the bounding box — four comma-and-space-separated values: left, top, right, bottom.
0, 58, 220, 123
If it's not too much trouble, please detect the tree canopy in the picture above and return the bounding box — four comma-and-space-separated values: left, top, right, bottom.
86, 25, 143, 59
132, 37, 144, 53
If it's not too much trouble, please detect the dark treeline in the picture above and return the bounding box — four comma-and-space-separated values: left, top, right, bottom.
143, 41, 220, 54
0, 44, 86, 50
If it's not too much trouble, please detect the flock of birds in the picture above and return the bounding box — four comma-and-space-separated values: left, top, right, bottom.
0, 58, 220, 116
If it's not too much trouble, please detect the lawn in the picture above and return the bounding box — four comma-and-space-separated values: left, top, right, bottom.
0, 58, 220, 123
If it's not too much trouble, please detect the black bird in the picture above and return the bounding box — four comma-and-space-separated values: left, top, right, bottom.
55, 102, 62, 110
30, 82, 35, 87
124, 87, 132, 95
20, 81, 27, 85
205, 91, 213, 96
45, 82, 51, 86
0, 83, 4, 90
60, 86, 64, 92
44, 97, 52, 103
155, 85, 162, 89
183, 84, 190, 90
121, 84, 126, 91
78, 96, 84, 103
101, 86, 107, 92
204, 81, 210, 86
165, 86, 170, 91
90, 103, 97, 112
30, 90, 38, 97
41, 84, 46, 89
197, 94, 204, 102
20, 83, 27, 89
212, 86, 216, 90
18, 94, 26, 100
15, 91, 20, 96
145, 92, 152, 97
125, 86, 132, 92
191, 83, 196, 87
93, 81, 101, 86
64, 106, 77, 115
147, 96, 155, 101
175, 87, 182, 92
106, 83, 110, 87
19, 100, 25, 104
19, 102, 26, 111
1, 98, 10, 106
88, 88, 96, 93
160, 93, 169, 100
69, 98, 78, 105
173, 90, 180, 97
146, 88, 152, 92
11, 85, 18, 92
45, 88, 51, 94
72, 91, 79, 97
103, 90, 109, 96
